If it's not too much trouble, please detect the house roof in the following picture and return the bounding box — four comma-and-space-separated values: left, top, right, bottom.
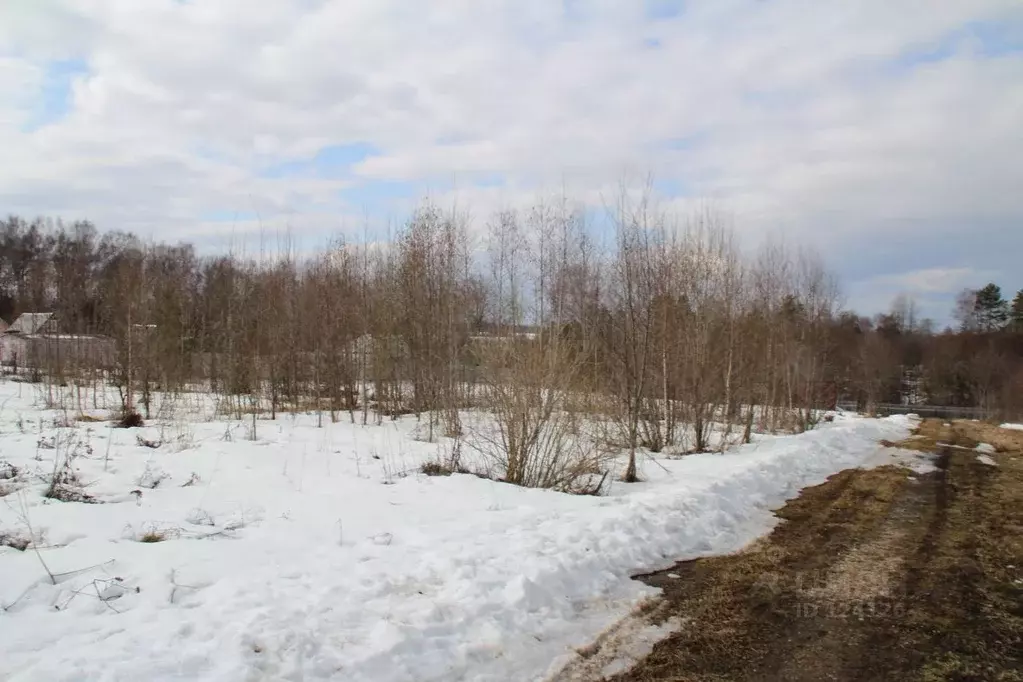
7, 313, 54, 335
0, 319, 7, 334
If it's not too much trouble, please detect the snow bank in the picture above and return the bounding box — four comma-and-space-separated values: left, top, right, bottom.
0, 384, 913, 682
1000, 423, 1023, 431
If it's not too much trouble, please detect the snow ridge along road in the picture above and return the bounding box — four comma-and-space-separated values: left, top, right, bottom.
0, 386, 912, 681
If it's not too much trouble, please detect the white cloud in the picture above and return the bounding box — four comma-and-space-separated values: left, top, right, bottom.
0, 56, 44, 131
0, 0, 1021, 313
858, 267, 992, 296
846, 267, 1009, 325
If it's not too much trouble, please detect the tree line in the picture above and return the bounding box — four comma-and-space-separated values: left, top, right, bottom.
1, 201, 1021, 483
842, 282, 1023, 417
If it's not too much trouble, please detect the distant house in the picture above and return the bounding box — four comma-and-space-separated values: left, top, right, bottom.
1, 313, 115, 371
8, 312, 55, 335
1, 313, 53, 365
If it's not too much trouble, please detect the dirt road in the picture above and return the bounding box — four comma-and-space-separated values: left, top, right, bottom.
558, 420, 1023, 682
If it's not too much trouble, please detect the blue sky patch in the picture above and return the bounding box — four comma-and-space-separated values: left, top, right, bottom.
199, 209, 262, 223
645, 0, 684, 21
652, 177, 687, 197
258, 142, 379, 179
25, 58, 88, 131
663, 134, 705, 152
893, 18, 1023, 71
338, 179, 420, 217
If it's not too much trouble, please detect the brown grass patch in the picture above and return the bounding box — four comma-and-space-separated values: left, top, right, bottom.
139, 530, 167, 543
222, 396, 360, 417
977, 421, 1023, 452
601, 419, 1023, 681
883, 418, 969, 452
601, 465, 913, 681
805, 529, 907, 605
0, 531, 31, 551
887, 418, 1023, 461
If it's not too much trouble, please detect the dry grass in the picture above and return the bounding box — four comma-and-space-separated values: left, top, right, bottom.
805, 530, 906, 604
885, 418, 1023, 455
602, 418, 1023, 682
881, 418, 971, 452
601, 466, 912, 681
978, 420, 1023, 452
911, 422, 1023, 682
420, 461, 452, 477
222, 396, 357, 417
0, 531, 31, 551
0, 460, 18, 481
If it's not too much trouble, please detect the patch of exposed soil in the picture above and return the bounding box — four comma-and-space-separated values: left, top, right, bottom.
556, 420, 1023, 682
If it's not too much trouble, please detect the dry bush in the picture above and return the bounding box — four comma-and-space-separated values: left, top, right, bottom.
115, 410, 144, 429
473, 337, 610, 494
43, 430, 98, 503
185, 507, 215, 526
0, 530, 31, 551
128, 522, 180, 543
136, 463, 169, 489
1, 461, 23, 498
135, 434, 162, 449
420, 461, 452, 477
0, 460, 18, 480
139, 530, 166, 543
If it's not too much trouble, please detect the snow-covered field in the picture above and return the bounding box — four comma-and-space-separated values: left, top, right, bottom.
0, 381, 914, 681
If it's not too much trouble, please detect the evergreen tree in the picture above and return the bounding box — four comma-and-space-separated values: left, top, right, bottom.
1011, 289, 1023, 330
974, 283, 1008, 331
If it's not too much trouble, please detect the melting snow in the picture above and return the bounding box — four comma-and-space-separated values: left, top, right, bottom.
0, 383, 913, 681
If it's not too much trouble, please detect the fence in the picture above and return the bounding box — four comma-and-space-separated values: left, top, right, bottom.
836, 402, 995, 420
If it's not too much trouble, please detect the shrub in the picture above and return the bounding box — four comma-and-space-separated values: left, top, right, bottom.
43, 431, 98, 503
135, 434, 162, 449
0, 531, 31, 551
185, 508, 215, 526
0, 460, 18, 480
130, 522, 178, 543
136, 463, 168, 489
473, 338, 612, 493
116, 410, 144, 429
421, 461, 452, 477
139, 530, 166, 543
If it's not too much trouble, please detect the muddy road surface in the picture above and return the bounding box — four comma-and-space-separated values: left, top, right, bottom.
559, 420, 1023, 682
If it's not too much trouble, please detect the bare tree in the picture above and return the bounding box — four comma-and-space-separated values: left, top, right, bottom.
602, 187, 660, 481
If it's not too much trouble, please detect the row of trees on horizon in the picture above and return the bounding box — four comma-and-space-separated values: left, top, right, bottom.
2, 203, 1022, 451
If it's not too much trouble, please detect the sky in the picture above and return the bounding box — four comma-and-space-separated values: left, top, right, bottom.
1, 0, 1021, 324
